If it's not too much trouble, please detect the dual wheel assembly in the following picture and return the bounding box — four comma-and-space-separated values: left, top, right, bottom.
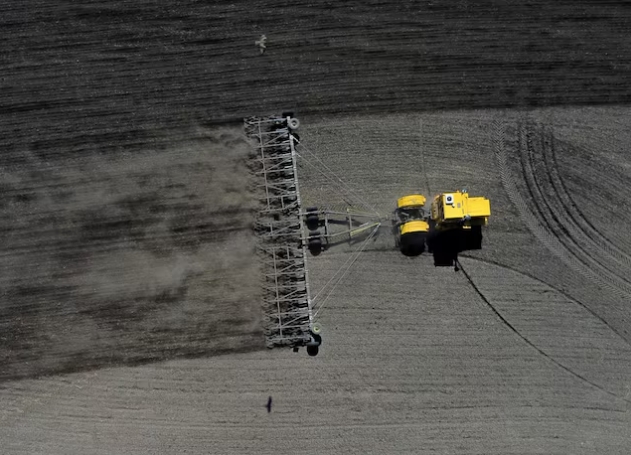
305, 207, 323, 256
306, 322, 322, 357
294, 322, 322, 356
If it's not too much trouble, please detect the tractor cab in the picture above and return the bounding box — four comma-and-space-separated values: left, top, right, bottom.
430, 190, 490, 231
427, 189, 491, 266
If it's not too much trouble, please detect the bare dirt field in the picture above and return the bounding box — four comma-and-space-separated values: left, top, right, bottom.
2, 107, 631, 454
0, 126, 264, 381
2, 0, 631, 453
4, 0, 630, 140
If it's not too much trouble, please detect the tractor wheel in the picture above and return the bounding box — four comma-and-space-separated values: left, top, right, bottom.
287, 118, 300, 130
399, 232, 426, 257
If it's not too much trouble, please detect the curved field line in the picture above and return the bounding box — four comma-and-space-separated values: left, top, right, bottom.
544, 133, 631, 270
521, 122, 607, 279
456, 258, 631, 405
552, 135, 631, 255
493, 120, 588, 277
522, 122, 631, 295
493, 119, 631, 299
460, 253, 631, 347
537, 126, 631, 289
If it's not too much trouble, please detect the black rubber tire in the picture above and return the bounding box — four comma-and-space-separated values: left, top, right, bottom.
306, 214, 319, 231
399, 232, 426, 257
308, 236, 322, 256
307, 345, 319, 356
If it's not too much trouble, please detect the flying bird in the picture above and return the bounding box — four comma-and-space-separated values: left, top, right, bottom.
266, 396, 272, 413
255, 35, 267, 54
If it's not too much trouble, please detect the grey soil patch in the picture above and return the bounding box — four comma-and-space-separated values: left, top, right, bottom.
0, 126, 265, 381
2, 107, 631, 454
3, 1, 631, 451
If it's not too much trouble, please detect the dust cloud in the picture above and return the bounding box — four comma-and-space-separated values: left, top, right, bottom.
0, 125, 265, 381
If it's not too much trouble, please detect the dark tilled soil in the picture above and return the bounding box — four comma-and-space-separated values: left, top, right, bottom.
2, 1, 631, 453
0, 127, 264, 381
3, 0, 631, 151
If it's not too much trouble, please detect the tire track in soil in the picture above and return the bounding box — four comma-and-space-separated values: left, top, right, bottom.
416, 117, 625, 397
493, 118, 631, 300
415, 116, 626, 395
521, 121, 631, 296
539, 125, 631, 286
460, 253, 631, 349
457, 258, 631, 405
546, 133, 631, 267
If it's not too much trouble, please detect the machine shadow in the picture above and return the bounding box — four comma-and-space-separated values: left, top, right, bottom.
427, 227, 483, 269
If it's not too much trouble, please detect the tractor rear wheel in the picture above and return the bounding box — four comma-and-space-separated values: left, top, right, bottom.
399, 232, 426, 257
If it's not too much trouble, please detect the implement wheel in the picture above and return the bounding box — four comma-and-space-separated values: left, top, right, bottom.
287, 117, 300, 130
306, 333, 322, 357
305, 208, 320, 230
308, 230, 322, 256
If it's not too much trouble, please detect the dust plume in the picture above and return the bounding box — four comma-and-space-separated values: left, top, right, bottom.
0, 125, 264, 381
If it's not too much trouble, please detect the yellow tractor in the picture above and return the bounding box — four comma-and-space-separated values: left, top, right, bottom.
394, 189, 491, 267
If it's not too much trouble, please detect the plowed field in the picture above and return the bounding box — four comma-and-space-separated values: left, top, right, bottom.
2, 1, 631, 453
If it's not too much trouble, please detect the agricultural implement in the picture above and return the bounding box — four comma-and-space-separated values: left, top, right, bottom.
245, 113, 490, 355
245, 113, 324, 357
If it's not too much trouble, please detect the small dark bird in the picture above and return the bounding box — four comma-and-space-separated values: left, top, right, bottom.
266, 396, 272, 413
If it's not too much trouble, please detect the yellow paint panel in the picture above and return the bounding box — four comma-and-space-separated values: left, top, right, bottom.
397, 194, 426, 208
400, 220, 429, 235
466, 196, 491, 218
441, 192, 491, 221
